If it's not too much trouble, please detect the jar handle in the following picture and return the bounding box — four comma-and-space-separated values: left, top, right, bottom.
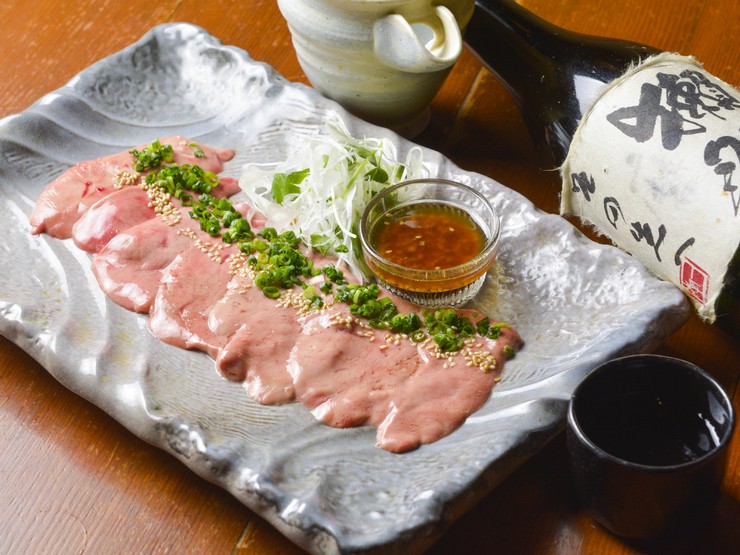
373, 5, 463, 73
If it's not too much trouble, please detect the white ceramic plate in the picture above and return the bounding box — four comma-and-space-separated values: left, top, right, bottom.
0, 23, 689, 555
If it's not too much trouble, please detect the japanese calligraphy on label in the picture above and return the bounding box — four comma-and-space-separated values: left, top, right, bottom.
561, 53, 740, 322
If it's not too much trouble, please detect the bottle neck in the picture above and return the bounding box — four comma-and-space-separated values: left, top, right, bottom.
465, 0, 660, 165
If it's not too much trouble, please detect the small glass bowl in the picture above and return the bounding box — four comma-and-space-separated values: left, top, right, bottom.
359, 178, 500, 307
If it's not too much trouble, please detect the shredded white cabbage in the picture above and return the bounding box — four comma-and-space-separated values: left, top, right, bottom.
240, 120, 427, 275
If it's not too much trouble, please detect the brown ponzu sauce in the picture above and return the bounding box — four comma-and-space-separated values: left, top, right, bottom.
370, 202, 486, 270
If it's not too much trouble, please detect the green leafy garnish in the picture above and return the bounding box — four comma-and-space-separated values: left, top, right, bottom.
310, 234, 332, 254
365, 166, 389, 184
271, 169, 310, 204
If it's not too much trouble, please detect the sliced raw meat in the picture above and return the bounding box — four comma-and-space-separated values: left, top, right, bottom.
30, 136, 235, 237
72, 186, 155, 253
92, 217, 194, 313
209, 275, 300, 404
148, 247, 235, 357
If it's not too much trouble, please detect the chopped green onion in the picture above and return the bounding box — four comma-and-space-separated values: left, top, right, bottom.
189, 143, 206, 158
130, 139, 174, 171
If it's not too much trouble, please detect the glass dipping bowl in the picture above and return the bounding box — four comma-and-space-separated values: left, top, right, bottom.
359, 178, 500, 306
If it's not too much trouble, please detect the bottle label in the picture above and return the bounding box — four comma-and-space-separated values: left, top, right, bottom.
561, 53, 740, 322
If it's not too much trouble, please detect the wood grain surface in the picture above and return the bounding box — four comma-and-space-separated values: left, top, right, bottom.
1, 1, 738, 554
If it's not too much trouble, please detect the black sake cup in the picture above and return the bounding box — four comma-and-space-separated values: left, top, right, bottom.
567, 354, 734, 539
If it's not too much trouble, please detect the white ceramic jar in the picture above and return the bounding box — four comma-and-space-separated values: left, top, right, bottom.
278, 0, 474, 136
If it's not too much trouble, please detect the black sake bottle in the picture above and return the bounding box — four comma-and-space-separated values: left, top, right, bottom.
464, 0, 660, 166
463, 0, 740, 323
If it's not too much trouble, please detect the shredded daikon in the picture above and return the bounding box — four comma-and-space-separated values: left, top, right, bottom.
240, 120, 427, 275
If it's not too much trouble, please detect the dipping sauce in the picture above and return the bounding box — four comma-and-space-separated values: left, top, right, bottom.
370, 202, 487, 271
360, 179, 500, 305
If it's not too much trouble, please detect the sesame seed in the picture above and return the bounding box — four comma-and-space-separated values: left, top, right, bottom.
113, 170, 138, 189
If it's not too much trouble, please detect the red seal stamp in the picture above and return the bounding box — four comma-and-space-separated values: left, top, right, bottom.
680, 258, 709, 305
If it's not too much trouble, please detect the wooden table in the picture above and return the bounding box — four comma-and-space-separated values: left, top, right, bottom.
1, 1, 738, 553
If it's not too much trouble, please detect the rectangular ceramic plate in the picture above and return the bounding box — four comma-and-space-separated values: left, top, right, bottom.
0, 24, 689, 555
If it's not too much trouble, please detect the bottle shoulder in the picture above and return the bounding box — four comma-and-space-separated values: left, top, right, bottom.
465, 0, 660, 165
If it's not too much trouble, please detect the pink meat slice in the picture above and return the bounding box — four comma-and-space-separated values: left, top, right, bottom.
208, 276, 299, 404
375, 325, 523, 452
72, 186, 155, 253
290, 311, 523, 453
92, 217, 194, 313
148, 247, 235, 357
72, 176, 241, 254
289, 312, 416, 429
209, 176, 241, 198
91, 192, 256, 314
29, 136, 236, 238
376, 339, 514, 453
